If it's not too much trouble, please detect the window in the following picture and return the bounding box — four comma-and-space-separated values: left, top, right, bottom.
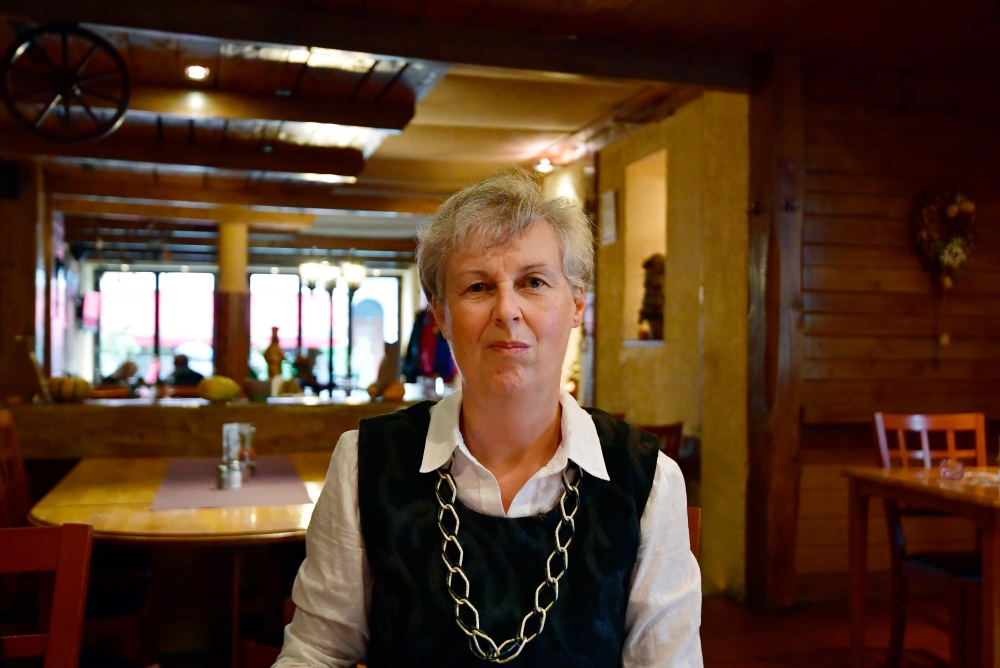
248, 271, 401, 392
159, 272, 215, 379
350, 276, 400, 389
98, 272, 156, 381
249, 273, 301, 380
97, 271, 215, 384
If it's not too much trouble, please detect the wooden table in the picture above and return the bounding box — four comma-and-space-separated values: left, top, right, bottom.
845, 466, 1000, 668
28, 452, 332, 667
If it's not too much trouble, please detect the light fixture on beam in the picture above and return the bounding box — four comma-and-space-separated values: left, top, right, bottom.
534, 158, 554, 174
185, 65, 211, 81
299, 261, 322, 291
320, 260, 341, 293
341, 261, 366, 291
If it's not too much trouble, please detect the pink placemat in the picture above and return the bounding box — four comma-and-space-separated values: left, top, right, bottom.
150, 455, 313, 511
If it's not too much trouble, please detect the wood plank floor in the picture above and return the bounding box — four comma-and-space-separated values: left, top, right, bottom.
703, 596, 951, 668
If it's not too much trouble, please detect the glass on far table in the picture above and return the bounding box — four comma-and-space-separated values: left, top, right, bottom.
939, 458, 965, 481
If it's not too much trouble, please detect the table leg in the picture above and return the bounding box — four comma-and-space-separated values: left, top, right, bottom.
983, 512, 1000, 668
848, 481, 869, 668
232, 547, 241, 668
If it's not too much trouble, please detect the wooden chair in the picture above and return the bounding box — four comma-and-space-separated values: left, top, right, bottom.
0, 523, 94, 668
874, 412, 986, 471
687, 507, 701, 561
0, 410, 153, 664
636, 422, 684, 460
0, 409, 31, 528
873, 412, 985, 668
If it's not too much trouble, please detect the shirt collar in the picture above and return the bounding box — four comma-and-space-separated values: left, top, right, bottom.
419, 387, 610, 481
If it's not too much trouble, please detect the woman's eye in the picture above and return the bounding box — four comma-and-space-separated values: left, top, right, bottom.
526, 277, 545, 289
467, 283, 486, 293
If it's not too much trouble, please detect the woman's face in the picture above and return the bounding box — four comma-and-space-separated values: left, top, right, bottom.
433, 221, 585, 398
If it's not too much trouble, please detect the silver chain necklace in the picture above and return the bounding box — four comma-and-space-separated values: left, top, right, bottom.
435, 457, 582, 664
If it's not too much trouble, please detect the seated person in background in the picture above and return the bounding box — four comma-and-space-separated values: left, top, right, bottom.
166, 354, 204, 386
101, 360, 138, 386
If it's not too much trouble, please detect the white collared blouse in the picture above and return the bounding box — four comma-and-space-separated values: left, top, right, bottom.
275, 389, 703, 667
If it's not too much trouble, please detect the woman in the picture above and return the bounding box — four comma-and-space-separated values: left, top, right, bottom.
275, 170, 702, 667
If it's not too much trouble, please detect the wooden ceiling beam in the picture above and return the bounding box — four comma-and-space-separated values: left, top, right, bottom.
63, 217, 218, 233
6, 0, 755, 88
64, 216, 417, 251
123, 86, 412, 129
251, 235, 416, 252
45, 175, 445, 215
0, 125, 364, 176
52, 196, 316, 226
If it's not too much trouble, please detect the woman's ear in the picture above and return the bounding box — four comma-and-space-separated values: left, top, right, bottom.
571, 286, 586, 328
431, 299, 451, 341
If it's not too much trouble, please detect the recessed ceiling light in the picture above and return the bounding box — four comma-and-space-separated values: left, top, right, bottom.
120, 263, 130, 272
185, 65, 211, 81
180, 265, 190, 273
372, 268, 381, 276
270, 267, 280, 274
534, 158, 554, 174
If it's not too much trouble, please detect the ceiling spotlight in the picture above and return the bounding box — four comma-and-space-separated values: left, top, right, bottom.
534, 158, 554, 174
270, 267, 280, 275
180, 265, 190, 273
185, 65, 211, 81
120, 263, 130, 272
372, 268, 381, 277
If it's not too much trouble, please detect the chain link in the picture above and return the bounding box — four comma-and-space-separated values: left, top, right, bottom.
435, 457, 582, 664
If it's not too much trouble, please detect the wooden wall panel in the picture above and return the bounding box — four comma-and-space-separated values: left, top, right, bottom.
800, 65, 1000, 425
793, 64, 1000, 600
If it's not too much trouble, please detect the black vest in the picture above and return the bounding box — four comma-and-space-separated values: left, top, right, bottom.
357, 401, 659, 667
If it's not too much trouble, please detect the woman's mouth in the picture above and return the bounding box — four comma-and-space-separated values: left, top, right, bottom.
488, 341, 530, 354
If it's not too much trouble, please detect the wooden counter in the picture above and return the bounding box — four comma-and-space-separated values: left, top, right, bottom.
10, 398, 411, 459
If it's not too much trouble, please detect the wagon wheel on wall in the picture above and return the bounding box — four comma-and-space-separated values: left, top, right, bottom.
0, 22, 131, 143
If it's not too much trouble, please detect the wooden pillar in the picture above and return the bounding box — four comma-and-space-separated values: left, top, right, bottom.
745, 54, 806, 610
0, 159, 47, 400
213, 221, 250, 383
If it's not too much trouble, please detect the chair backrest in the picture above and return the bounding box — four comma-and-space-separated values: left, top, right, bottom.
637, 422, 684, 460
873, 412, 987, 469
0, 409, 31, 527
0, 523, 93, 668
687, 507, 701, 561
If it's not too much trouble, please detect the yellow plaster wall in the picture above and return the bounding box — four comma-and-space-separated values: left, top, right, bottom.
594, 92, 749, 597
698, 93, 750, 596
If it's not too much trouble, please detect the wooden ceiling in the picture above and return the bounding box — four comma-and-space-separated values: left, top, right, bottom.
5, 0, 992, 265
0, 13, 668, 228
0, 10, 670, 265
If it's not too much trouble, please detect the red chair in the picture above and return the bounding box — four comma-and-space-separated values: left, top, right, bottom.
873, 412, 985, 668
0, 409, 153, 663
636, 422, 684, 460
0, 409, 31, 528
0, 523, 94, 668
687, 507, 701, 561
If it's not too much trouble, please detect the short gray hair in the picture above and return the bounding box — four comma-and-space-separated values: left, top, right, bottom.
417, 168, 594, 302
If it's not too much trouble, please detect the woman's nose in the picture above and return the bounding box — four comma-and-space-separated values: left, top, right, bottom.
493, 284, 521, 326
